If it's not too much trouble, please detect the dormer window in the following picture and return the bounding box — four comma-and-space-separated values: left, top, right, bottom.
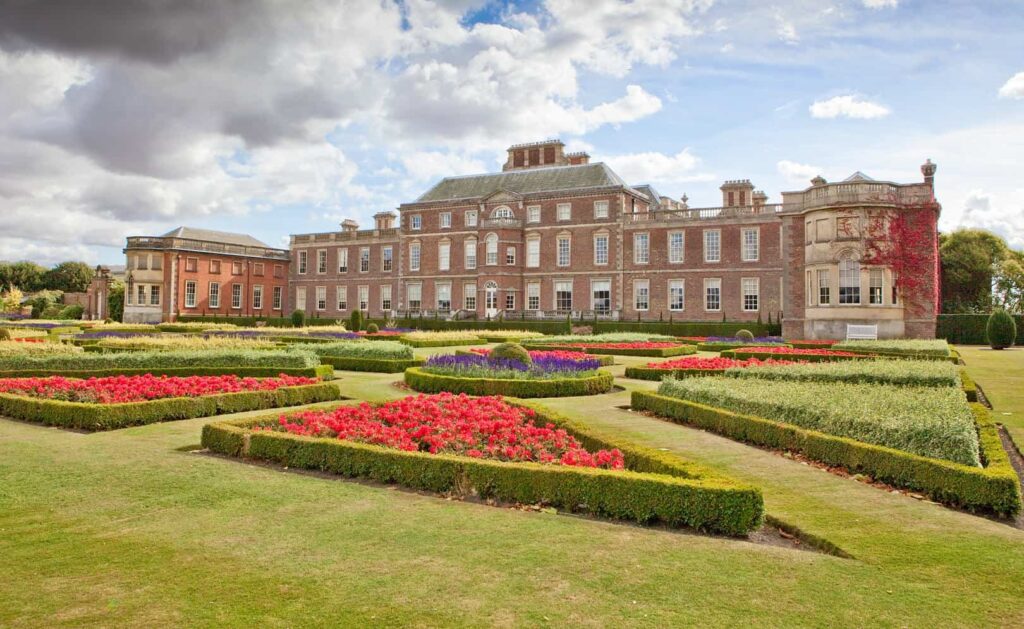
491, 206, 514, 219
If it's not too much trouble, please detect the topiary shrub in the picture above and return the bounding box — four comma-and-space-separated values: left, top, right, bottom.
349, 309, 362, 332
291, 309, 305, 328
986, 309, 1017, 350
735, 329, 754, 342
41, 304, 62, 318
366, 323, 379, 333
57, 304, 84, 320
0, 328, 10, 340
488, 342, 532, 365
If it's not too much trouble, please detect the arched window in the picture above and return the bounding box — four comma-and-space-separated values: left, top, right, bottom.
485, 233, 498, 265
491, 206, 514, 219
839, 254, 861, 304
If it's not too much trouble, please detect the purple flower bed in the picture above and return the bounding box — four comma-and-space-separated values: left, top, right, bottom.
307, 331, 363, 340
0, 313, 30, 320
423, 353, 601, 380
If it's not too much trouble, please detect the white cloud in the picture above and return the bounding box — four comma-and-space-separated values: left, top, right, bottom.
998, 72, 1024, 100
777, 160, 823, 184
604, 149, 713, 188
959, 188, 1024, 248
809, 95, 891, 119
862, 0, 898, 8
775, 14, 799, 44
401, 151, 487, 183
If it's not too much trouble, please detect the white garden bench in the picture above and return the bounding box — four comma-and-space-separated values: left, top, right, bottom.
846, 324, 878, 340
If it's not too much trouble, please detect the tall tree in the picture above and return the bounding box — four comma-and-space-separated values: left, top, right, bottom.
0, 261, 47, 292
42, 261, 95, 293
994, 250, 1024, 313
939, 229, 1008, 313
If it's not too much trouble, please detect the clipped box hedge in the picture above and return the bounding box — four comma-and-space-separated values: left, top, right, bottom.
937, 313, 1024, 345
631, 390, 1021, 517
624, 366, 723, 381
404, 366, 614, 398
592, 321, 779, 337
696, 342, 792, 352
0, 348, 319, 372
721, 349, 874, 363
0, 364, 334, 380
201, 400, 764, 536
521, 343, 695, 358
0, 382, 342, 431
723, 359, 962, 388
320, 356, 425, 373
400, 337, 483, 348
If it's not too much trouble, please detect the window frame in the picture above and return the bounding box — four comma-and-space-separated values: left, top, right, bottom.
556, 235, 571, 267
704, 278, 722, 312
634, 232, 650, 264
703, 229, 721, 263
633, 279, 650, 311
741, 277, 759, 312
184, 280, 197, 308
209, 282, 220, 309
741, 227, 759, 262
594, 233, 609, 265
669, 279, 685, 311
556, 203, 571, 221
668, 231, 685, 264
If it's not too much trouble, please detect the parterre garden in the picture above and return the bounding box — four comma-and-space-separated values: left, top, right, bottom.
2, 318, 1023, 626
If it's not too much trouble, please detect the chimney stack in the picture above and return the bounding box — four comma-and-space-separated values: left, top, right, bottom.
341, 219, 359, 232
921, 159, 937, 186
373, 211, 396, 230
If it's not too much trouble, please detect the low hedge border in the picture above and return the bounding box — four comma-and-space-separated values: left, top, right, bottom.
787, 341, 838, 350
624, 366, 724, 381
454, 349, 614, 366
696, 342, 793, 352
630, 390, 1022, 517
320, 356, 425, 373
720, 349, 875, 363
0, 382, 343, 431
0, 364, 335, 380
400, 338, 484, 348
836, 347, 960, 363
477, 335, 547, 343
201, 399, 764, 536
521, 343, 696, 358
404, 366, 615, 398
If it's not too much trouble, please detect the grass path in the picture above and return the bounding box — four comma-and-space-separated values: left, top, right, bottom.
1, 345, 1023, 626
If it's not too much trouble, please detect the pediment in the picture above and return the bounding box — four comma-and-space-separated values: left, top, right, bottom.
482, 188, 523, 203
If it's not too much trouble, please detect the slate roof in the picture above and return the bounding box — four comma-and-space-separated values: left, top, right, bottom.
414, 163, 631, 203
160, 226, 275, 249
632, 184, 662, 207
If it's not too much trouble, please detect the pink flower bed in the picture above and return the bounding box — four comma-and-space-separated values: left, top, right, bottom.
470, 347, 592, 361
645, 356, 799, 370
0, 374, 318, 404
266, 392, 625, 469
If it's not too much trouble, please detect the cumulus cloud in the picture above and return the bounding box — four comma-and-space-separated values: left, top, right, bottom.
958, 189, 1024, 249
809, 95, 891, 119
777, 160, 823, 184
862, 0, 898, 8
998, 72, 1024, 100
604, 149, 713, 187
0, 0, 703, 264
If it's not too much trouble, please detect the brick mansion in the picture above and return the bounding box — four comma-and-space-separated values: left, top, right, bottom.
122, 140, 941, 339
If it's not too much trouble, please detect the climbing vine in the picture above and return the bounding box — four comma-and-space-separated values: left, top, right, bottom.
863, 199, 941, 315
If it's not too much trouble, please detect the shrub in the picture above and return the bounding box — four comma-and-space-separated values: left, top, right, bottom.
724, 359, 961, 387
0, 348, 320, 373
490, 342, 532, 365
405, 367, 614, 398
57, 304, 84, 320
657, 377, 979, 466
155, 322, 239, 332
291, 309, 306, 327
319, 356, 425, 373
632, 391, 1020, 517
203, 398, 764, 535
349, 309, 363, 332
366, 323, 379, 334
0, 329, 8, 341
0, 340, 83, 357
0, 380, 340, 431
41, 304, 62, 319
95, 335, 280, 351
986, 309, 1017, 349
937, 313, 1024, 345
832, 339, 951, 358
735, 329, 754, 342
306, 340, 413, 359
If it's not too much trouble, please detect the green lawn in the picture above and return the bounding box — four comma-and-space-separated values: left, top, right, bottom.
958, 345, 1024, 446
1, 345, 1024, 626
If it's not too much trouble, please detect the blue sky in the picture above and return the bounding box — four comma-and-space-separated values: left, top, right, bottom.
0, 0, 1022, 265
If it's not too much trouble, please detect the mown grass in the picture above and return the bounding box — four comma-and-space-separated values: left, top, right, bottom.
0, 344, 1023, 626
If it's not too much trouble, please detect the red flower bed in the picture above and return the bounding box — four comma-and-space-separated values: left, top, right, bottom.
470, 347, 592, 361
675, 336, 708, 342
734, 346, 863, 357
0, 374, 318, 404
266, 392, 625, 469
645, 356, 799, 370
787, 339, 837, 345
10, 337, 45, 343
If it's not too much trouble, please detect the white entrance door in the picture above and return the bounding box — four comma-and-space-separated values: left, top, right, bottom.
485, 281, 499, 318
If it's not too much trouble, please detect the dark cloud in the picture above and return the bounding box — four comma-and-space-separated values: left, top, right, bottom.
0, 0, 263, 63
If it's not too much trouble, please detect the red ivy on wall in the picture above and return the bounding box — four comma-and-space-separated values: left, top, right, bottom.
863, 199, 941, 315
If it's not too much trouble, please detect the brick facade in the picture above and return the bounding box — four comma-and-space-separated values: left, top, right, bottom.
122, 228, 289, 323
